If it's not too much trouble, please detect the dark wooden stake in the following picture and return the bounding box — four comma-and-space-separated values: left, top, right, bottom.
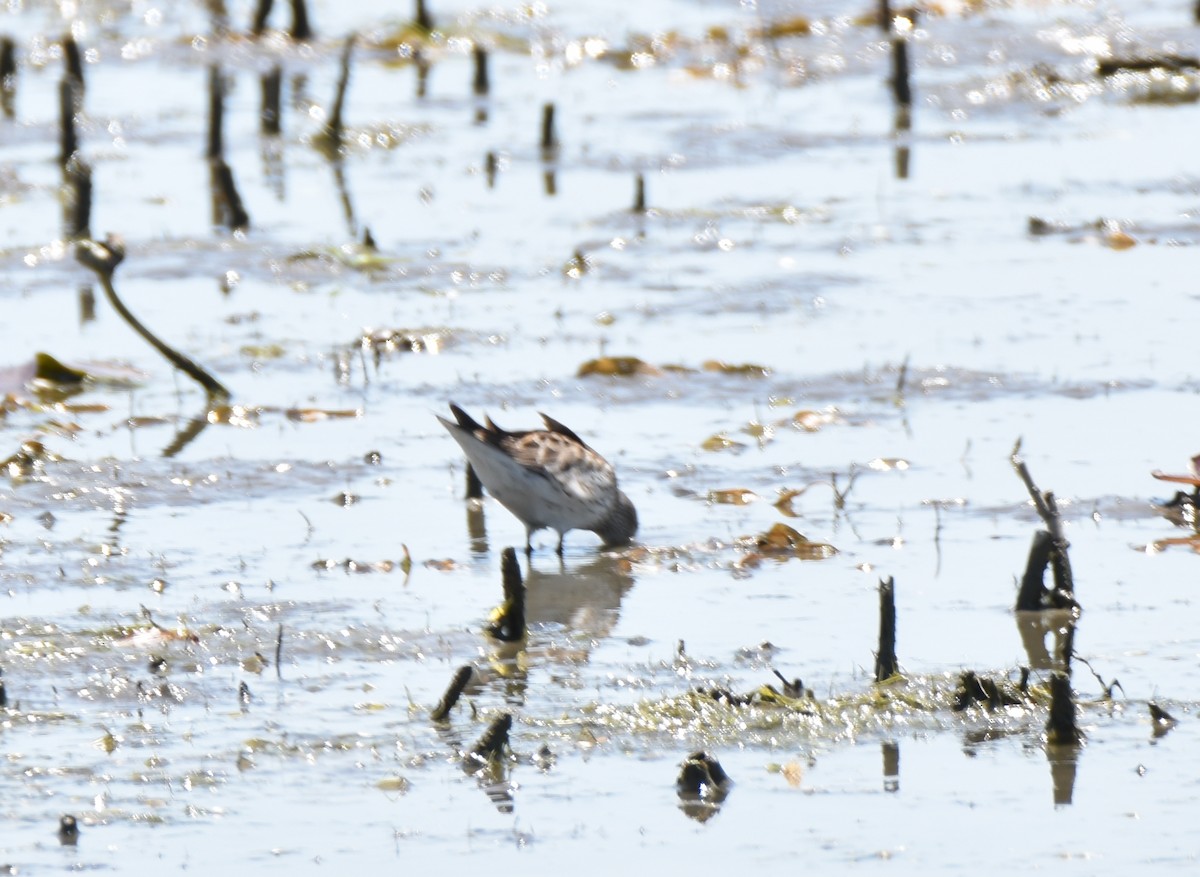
430, 665, 472, 722
251, 0, 274, 36
1045, 672, 1082, 745
472, 45, 489, 96
889, 37, 912, 108
288, 0, 312, 41
260, 65, 282, 136
75, 237, 231, 401
486, 547, 526, 642
540, 102, 558, 157
874, 575, 898, 682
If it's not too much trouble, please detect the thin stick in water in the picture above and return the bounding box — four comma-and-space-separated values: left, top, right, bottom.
288, 0, 312, 41
430, 665, 472, 722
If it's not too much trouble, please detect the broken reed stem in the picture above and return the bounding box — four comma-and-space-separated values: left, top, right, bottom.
58, 77, 77, 169
465, 462, 483, 499
251, 0, 274, 36
260, 65, 282, 136
484, 151, 497, 188
468, 713, 511, 763
62, 34, 83, 89
874, 575, 898, 682
540, 102, 558, 157
1010, 445, 1076, 595
486, 547, 526, 642
878, 0, 892, 32
430, 665, 472, 722
288, 0, 312, 40
63, 156, 92, 240
472, 45, 489, 96
415, 0, 433, 32
1, 36, 15, 119
889, 37, 912, 108
1015, 529, 1054, 611
206, 64, 224, 160
1046, 672, 1082, 745
210, 158, 251, 231
633, 172, 646, 213
274, 623, 283, 680
75, 237, 232, 402
323, 35, 355, 150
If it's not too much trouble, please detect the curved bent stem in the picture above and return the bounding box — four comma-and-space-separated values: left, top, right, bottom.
76, 238, 231, 402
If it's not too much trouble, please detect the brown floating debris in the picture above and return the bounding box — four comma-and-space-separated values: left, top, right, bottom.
874, 575, 898, 682
468, 712, 512, 764
486, 547, 526, 642
540, 102, 558, 157
75, 236, 231, 401
1045, 672, 1083, 745
430, 665, 473, 722
288, 0, 312, 41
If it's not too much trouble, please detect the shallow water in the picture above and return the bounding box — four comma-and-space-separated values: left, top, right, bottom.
2, 0, 1200, 872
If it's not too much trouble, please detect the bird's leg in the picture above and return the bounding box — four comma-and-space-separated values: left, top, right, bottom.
524, 528, 534, 557
555, 533, 564, 557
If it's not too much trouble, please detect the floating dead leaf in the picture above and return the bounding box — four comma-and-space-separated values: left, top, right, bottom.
774, 488, 807, 517
702, 360, 769, 377
738, 523, 838, 565
399, 544, 412, 576
240, 343, 286, 360
1104, 228, 1137, 250
54, 402, 110, 414
96, 730, 120, 754
780, 760, 805, 788
577, 356, 660, 377
377, 776, 411, 793
792, 409, 832, 432
285, 407, 362, 423
701, 433, 745, 452
757, 16, 811, 39
708, 488, 758, 506
424, 558, 459, 571
869, 457, 910, 471
742, 420, 773, 441
127, 415, 173, 428
241, 653, 268, 674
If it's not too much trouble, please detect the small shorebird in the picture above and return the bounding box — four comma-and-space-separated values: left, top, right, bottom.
438, 403, 638, 555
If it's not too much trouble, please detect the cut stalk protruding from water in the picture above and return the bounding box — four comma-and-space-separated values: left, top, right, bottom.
288, 0, 312, 40
75, 236, 231, 402
878, 0, 892, 32
260, 65, 282, 136
468, 712, 511, 763
58, 77, 77, 169
633, 172, 646, 213
1011, 440, 1077, 602
484, 150, 497, 189
62, 34, 83, 90
430, 665, 473, 722
206, 64, 224, 160
540, 102, 558, 158
472, 45, 489, 96
274, 623, 284, 680
465, 462, 483, 499
874, 575, 898, 682
318, 35, 355, 154
486, 547, 526, 642
1045, 672, 1082, 745
1, 36, 16, 119
889, 37, 912, 109
0, 666, 6, 708
63, 155, 92, 240
415, 0, 433, 33
251, 0, 274, 37
210, 158, 251, 231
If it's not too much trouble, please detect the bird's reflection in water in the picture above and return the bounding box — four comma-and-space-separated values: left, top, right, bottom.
523, 553, 635, 646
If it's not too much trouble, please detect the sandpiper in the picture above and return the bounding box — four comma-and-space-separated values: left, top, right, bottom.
438, 403, 638, 555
